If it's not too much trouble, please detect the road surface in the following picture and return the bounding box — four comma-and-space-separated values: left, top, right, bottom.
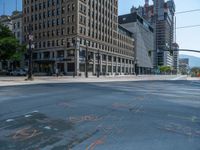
0, 80, 200, 150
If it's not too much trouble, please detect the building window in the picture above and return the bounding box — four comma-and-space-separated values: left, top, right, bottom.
61, 18, 65, 24
72, 4, 75, 11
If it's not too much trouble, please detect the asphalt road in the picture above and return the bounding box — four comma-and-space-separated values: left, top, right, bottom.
0, 80, 200, 150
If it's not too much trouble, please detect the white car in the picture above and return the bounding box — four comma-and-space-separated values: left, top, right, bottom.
10, 69, 27, 76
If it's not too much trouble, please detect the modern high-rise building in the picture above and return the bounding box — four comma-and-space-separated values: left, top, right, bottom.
131, 0, 175, 67
172, 42, 179, 74
179, 58, 189, 75
23, 0, 135, 76
119, 12, 155, 74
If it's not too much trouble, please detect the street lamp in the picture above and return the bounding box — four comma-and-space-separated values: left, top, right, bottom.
26, 43, 34, 80
85, 41, 89, 78
26, 25, 34, 81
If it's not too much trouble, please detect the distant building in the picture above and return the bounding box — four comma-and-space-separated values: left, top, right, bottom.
172, 43, 179, 74
119, 12, 154, 74
11, 11, 23, 44
0, 11, 23, 43
0, 15, 12, 30
179, 58, 189, 75
131, 0, 176, 67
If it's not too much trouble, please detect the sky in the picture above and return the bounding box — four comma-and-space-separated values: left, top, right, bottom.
0, 0, 200, 57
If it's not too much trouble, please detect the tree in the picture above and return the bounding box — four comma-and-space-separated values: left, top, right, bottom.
0, 24, 13, 38
191, 67, 200, 77
159, 66, 172, 74
0, 23, 25, 68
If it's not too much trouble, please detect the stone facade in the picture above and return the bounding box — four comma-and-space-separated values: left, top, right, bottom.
23, 0, 135, 76
119, 12, 154, 74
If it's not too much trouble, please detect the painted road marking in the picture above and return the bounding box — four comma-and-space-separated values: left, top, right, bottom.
68, 115, 102, 123
168, 114, 199, 123
6, 119, 14, 122
25, 115, 32, 118
12, 127, 43, 141
86, 136, 106, 150
44, 126, 51, 130
158, 122, 200, 137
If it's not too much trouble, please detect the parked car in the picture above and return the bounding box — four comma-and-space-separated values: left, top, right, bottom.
3, 69, 11, 76
10, 69, 27, 76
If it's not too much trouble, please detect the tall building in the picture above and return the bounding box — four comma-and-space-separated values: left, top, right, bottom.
0, 15, 13, 30
179, 58, 189, 75
11, 11, 23, 44
172, 42, 179, 74
23, 0, 135, 76
0, 11, 23, 43
119, 12, 154, 74
131, 0, 175, 67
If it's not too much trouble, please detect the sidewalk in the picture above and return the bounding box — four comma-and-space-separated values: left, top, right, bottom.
0, 75, 187, 87
186, 77, 200, 81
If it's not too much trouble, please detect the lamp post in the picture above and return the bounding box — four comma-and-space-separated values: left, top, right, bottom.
27, 25, 34, 80
85, 41, 89, 78
26, 43, 34, 80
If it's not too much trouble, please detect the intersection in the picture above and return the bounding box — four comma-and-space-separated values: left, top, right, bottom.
0, 79, 200, 150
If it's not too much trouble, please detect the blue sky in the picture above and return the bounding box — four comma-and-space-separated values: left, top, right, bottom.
1, 0, 200, 57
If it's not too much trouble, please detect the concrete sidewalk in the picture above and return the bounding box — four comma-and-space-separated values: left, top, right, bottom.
0, 75, 188, 87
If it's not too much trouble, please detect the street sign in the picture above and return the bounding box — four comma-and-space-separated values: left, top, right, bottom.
29, 35, 34, 41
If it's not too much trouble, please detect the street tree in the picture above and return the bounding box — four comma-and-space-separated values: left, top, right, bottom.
0, 23, 26, 68
191, 67, 200, 77
159, 66, 172, 74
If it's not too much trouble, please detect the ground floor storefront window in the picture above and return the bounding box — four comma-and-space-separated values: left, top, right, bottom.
88, 64, 93, 72
80, 63, 85, 72
57, 63, 64, 73
108, 66, 112, 72
34, 62, 55, 75
113, 66, 116, 72
67, 63, 75, 72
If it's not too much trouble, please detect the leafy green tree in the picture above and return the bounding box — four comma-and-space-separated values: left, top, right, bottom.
191, 67, 200, 77
0, 24, 13, 38
0, 23, 26, 67
0, 37, 19, 60
159, 66, 172, 74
